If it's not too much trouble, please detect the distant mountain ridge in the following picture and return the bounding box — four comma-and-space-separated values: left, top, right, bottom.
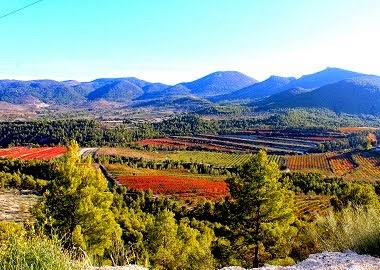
211, 75, 296, 101
0, 68, 379, 115
212, 68, 370, 102
0, 79, 85, 105
181, 71, 258, 97
256, 76, 380, 114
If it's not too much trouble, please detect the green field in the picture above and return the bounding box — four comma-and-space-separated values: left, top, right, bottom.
99, 147, 285, 167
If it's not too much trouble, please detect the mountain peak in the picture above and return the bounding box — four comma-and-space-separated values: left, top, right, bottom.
296, 67, 366, 89
265, 75, 296, 82
183, 71, 258, 97
259, 75, 380, 114
207, 70, 249, 77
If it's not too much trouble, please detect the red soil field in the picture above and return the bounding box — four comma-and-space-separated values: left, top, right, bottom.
328, 153, 355, 176
0, 146, 66, 160
117, 175, 228, 199
286, 154, 330, 172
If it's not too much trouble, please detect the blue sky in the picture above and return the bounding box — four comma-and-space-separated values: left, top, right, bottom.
0, 0, 379, 83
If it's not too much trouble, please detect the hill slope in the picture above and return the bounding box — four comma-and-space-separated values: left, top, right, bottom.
212, 76, 295, 101
0, 80, 85, 105
182, 71, 258, 97
0, 68, 377, 112
292, 67, 367, 89
213, 68, 369, 102
259, 76, 380, 114
253, 87, 312, 107
86, 80, 144, 102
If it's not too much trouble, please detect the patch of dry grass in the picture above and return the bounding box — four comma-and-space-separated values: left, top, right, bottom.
0, 190, 38, 222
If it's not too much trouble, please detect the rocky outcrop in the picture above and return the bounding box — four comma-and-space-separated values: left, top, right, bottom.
219, 251, 380, 270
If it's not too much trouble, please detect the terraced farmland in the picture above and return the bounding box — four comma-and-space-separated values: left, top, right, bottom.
349, 152, 380, 180
285, 154, 332, 175
98, 145, 380, 180
171, 134, 314, 154
328, 152, 356, 176
295, 195, 332, 221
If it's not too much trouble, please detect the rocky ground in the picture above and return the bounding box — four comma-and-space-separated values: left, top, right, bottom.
220, 251, 380, 270
92, 251, 380, 270
0, 190, 38, 222
90, 266, 148, 270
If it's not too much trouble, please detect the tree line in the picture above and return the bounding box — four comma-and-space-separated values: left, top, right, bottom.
1, 112, 379, 149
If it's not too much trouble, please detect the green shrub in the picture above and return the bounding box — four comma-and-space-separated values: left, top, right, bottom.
314, 206, 380, 255
0, 222, 25, 243
0, 235, 88, 270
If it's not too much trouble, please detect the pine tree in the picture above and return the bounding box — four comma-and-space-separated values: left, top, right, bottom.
36, 141, 121, 259
227, 150, 297, 267
146, 210, 215, 270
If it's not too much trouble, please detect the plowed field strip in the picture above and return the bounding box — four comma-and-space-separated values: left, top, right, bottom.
117, 175, 228, 199
0, 147, 66, 160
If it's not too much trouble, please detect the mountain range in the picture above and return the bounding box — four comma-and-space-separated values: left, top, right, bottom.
1, 67, 380, 115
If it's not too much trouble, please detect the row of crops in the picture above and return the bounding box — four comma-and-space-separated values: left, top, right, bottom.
170, 135, 316, 154
295, 195, 332, 221
0, 146, 66, 160
98, 147, 380, 180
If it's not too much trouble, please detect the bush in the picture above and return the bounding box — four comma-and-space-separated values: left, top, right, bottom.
314, 206, 380, 255
0, 234, 88, 270
0, 222, 25, 243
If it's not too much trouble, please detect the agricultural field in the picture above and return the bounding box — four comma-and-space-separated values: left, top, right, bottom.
348, 152, 380, 180
328, 152, 356, 176
105, 163, 219, 178
97, 145, 380, 222
105, 162, 334, 220
295, 195, 332, 221
339, 127, 379, 133
137, 137, 239, 152
285, 154, 332, 175
171, 135, 313, 154
99, 147, 284, 167
99, 146, 380, 180
98, 147, 166, 160
235, 129, 345, 141
0, 146, 66, 160
105, 163, 227, 200
138, 138, 190, 149
117, 175, 227, 199
166, 151, 253, 167
166, 151, 286, 167
285, 152, 380, 180
136, 129, 348, 155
